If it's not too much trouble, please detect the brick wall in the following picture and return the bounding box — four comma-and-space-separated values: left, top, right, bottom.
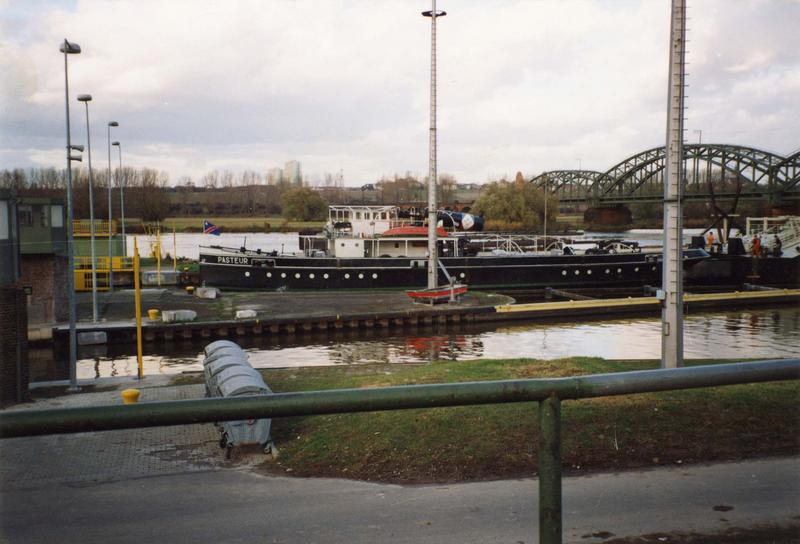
20, 254, 69, 324
0, 285, 29, 406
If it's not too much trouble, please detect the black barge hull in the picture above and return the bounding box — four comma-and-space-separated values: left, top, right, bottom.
199, 250, 711, 290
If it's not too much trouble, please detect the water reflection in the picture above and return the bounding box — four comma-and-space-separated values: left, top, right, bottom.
40, 306, 800, 380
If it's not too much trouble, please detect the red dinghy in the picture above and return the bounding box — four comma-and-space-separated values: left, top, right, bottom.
406, 283, 468, 304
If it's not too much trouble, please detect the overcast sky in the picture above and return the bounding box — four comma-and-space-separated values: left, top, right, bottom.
1, 0, 798, 186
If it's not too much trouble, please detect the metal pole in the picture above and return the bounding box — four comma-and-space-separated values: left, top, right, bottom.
82, 100, 99, 322
62, 39, 80, 392
661, 0, 686, 368
133, 237, 143, 379
107, 122, 117, 292
543, 176, 548, 249
1, 359, 797, 438
156, 227, 161, 287
539, 394, 562, 544
423, 2, 445, 290
115, 143, 125, 258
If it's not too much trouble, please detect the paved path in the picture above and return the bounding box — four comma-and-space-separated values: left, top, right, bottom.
1, 383, 798, 543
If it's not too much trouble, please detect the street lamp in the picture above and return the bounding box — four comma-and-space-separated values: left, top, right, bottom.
112, 141, 125, 255
60, 38, 81, 392
107, 121, 118, 292
77, 93, 98, 322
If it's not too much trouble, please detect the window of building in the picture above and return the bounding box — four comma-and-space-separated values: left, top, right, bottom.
40, 206, 50, 227
18, 205, 33, 227
50, 205, 64, 227
0, 201, 8, 239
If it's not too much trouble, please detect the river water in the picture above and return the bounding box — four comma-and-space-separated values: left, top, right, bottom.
124, 228, 720, 259
38, 305, 798, 381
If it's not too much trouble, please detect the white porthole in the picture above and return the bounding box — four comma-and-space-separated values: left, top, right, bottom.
617, 268, 622, 274
266, 272, 272, 278
344, 273, 350, 279
651, 266, 657, 271
244, 271, 250, 277
459, 272, 465, 279
587, 269, 592, 275
574, 270, 580, 275
323, 273, 329, 279
358, 273, 364, 279
281, 272, 286, 278
605, 268, 610, 274
309, 273, 315, 279
372, 273, 378, 279
295, 273, 301, 279
634, 267, 639, 272
562, 270, 567, 276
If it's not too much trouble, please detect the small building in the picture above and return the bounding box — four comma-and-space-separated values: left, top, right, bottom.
18, 196, 69, 324
0, 190, 29, 405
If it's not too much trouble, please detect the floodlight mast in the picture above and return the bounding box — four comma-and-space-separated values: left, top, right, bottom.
423, 2, 446, 290
60, 39, 81, 392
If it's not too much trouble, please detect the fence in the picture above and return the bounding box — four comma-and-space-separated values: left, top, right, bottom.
1, 359, 797, 543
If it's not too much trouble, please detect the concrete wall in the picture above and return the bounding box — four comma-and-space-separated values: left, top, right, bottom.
0, 285, 29, 406
20, 254, 69, 324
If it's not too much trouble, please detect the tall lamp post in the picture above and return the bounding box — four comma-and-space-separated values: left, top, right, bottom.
77, 93, 98, 322
107, 121, 118, 291
423, 1, 445, 290
60, 38, 82, 391
112, 141, 125, 256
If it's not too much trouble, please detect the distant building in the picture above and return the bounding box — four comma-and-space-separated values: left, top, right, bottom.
266, 167, 283, 185
284, 160, 302, 186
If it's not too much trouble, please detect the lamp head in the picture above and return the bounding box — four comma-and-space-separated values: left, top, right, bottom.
70, 144, 84, 152
422, 10, 446, 17
108, 121, 119, 127
112, 141, 120, 147
59, 40, 81, 54
77, 94, 92, 102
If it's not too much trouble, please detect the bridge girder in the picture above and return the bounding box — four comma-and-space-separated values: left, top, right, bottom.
532, 144, 799, 204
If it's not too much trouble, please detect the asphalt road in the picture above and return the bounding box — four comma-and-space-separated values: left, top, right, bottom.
2, 457, 798, 544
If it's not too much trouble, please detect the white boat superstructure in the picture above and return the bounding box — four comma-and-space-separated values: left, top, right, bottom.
744, 216, 799, 258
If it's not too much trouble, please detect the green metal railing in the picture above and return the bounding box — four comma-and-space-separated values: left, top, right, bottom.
2, 359, 798, 543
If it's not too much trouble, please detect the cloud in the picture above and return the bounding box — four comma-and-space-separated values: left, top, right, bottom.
0, 0, 798, 184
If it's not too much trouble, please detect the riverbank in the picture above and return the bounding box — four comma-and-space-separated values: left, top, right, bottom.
168, 357, 800, 484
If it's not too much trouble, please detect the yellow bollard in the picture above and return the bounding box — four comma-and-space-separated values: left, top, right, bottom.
185, 285, 195, 294
121, 388, 141, 404
147, 308, 159, 320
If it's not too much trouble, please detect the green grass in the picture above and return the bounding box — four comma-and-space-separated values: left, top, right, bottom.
197, 357, 799, 483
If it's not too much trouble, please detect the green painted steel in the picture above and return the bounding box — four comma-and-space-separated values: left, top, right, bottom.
539, 394, 562, 544
1, 359, 797, 439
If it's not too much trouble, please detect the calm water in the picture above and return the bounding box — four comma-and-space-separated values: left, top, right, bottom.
33, 306, 798, 380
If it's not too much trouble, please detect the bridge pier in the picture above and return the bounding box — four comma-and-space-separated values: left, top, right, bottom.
584, 205, 632, 226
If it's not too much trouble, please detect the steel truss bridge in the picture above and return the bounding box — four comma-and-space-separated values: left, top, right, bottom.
531, 144, 799, 204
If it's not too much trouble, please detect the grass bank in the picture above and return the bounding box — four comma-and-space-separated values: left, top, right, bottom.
225, 357, 799, 483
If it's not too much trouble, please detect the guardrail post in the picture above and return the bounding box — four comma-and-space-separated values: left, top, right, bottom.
539, 393, 562, 544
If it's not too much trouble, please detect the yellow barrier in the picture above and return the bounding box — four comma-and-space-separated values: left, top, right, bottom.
73, 270, 110, 292
73, 219, 117, 237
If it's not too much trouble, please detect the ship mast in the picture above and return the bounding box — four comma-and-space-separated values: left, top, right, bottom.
423, 1, 445, 289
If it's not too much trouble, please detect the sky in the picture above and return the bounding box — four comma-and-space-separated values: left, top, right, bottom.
1, 0, 798, 186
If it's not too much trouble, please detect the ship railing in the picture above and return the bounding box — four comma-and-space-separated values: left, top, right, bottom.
1, 359, 797, 544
